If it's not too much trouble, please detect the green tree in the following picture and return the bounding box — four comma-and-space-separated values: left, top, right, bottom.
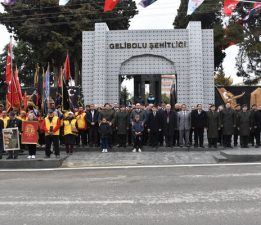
161, 94, 170, 104
174, 0, 226, 69
214, 65, 233, 86
0, 0, 138, 85
232, 2, 261, 84
120, 86, 130, 106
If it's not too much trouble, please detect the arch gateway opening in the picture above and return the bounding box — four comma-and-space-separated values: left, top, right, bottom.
82, 22, 214, 106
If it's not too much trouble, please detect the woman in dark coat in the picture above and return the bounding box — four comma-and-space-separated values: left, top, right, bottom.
115, 106, 128, 147
206, 105, 219, 148
237, 105, 251, 148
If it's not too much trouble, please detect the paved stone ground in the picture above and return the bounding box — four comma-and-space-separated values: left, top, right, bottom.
1, 146, 260, 168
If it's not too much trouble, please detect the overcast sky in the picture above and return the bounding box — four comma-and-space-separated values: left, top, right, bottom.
0, 0, 241, 83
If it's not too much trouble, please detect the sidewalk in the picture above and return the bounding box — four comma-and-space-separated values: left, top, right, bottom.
0, 146, 261, 169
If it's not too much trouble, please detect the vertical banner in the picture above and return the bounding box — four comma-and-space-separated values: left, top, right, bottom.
21, 121, 39, 144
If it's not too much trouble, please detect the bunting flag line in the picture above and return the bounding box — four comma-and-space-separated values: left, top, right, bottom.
104, 0, 119, 12
224, 0, 240, 16
243, 2, 261, 21
2, 0, 16, 6
139, 0, 158, 8
59, 0, 69, 6
187, 0, 205, 15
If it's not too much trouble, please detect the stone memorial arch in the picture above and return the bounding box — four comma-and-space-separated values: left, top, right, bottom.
82, 21, 214, 106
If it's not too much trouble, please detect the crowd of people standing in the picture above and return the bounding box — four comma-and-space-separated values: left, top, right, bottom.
0, 101, 261, 159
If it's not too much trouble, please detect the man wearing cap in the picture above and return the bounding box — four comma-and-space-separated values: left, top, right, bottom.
6, 111, 22, 159
41, 109, 61, 158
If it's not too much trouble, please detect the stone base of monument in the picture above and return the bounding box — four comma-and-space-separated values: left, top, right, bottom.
219, 150, 261, 162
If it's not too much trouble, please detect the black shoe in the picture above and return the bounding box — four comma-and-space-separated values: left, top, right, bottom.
44, 155, 50, 159
255, 145, 259, 148
6, 157, 12, 160
14, 156, 18, 159
200, 146, 205, 148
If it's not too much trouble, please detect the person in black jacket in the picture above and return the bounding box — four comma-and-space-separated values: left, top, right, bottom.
99, 118, 111, 153
253, 105, 261, 148
191, 104, 207, 148
147, 105, 163, 147
86, 104, 99, 147
162, 104, 177, 147
0, 119, 4, 159
6, 111, 22, 159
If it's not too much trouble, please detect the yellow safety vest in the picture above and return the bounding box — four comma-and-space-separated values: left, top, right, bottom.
76, 112, 86, 129
44, 116, 60, 136
63, 119, 77, 136
0, 116, 9, 128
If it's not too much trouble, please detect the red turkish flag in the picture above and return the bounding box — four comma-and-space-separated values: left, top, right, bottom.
5, 42, 12, 84
6, 74, 21, 111
14, 67, 23, 102
224, 0, 239, 16
23, 91, 28, 110
63, 52, 71, 82
104, 0, 119, 12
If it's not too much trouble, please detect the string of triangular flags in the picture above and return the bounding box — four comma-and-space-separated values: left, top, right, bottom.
104, 0, 261, 17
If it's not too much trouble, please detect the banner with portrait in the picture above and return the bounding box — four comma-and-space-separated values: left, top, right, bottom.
3, 127, 20, 151
21, 121, 39, 144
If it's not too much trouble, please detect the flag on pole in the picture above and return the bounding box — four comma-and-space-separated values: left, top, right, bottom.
224, 0, 239, 16
104, 0, 119, 12
6, 73, 20, 111
63, 51, 71, 82
23, 91, 28, 110
43, 64, 50, 114
14, 66, 23, 102
34, 64, 39, 88
187, 0, 205, 15
139, 0, 157, 8
5, 40, 12, 84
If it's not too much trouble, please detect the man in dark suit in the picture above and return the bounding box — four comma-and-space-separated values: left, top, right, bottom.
220, 103, 236, 148
147, 105, 162, 147
191, 104, 207, 148
86, 104, 100, 147
253, 105, 261, 148
162, 104, 177, 147
6, 111, 22, 159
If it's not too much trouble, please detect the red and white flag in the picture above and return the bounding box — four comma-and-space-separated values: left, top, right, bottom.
63, 52, 71, 82
5, 41, 12, 84
104, 0, 119, 12
224, 0, 239, 16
